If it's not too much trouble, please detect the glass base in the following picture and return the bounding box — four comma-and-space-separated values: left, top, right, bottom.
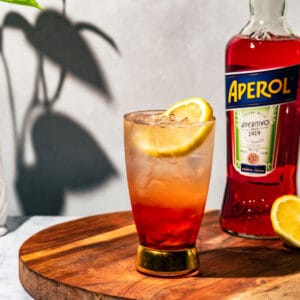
136, 245, 200, 277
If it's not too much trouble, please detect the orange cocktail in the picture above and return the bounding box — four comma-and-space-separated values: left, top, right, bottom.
124, 98, 215, 276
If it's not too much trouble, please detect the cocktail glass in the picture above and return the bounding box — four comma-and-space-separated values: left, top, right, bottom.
124, 110, 215, 276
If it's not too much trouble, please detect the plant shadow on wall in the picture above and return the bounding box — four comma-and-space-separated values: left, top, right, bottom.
0, 1, 119, 215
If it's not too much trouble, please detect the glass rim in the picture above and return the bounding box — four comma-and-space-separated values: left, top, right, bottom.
124, 110, 216, 127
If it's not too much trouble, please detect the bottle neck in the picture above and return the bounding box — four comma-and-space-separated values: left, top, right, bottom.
250, 0, 286, 22
241, 0, 293, 39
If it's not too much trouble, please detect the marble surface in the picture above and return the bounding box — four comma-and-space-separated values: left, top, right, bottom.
0, 216, 77, 299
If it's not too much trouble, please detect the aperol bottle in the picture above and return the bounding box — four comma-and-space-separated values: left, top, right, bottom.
220, 0, 300, 238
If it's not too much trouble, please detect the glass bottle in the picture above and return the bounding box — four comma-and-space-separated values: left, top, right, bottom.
220, 0, 300, 239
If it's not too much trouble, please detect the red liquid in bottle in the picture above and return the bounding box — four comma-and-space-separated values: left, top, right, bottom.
221, 36, 300, 238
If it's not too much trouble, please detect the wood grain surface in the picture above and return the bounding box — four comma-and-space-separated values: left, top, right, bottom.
19, 210, 300, 299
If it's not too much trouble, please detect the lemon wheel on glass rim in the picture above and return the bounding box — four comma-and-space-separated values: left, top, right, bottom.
135, 97, 215, 157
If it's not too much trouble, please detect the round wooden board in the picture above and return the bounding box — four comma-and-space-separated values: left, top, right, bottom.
19, 210, 300, 299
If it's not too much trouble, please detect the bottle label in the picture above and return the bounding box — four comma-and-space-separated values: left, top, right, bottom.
226, 65, 299, 176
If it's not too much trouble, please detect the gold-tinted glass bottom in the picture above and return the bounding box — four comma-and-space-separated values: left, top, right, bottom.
136, 245, 200, 277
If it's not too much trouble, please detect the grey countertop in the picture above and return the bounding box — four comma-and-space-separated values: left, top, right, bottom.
0, 216, 77, 299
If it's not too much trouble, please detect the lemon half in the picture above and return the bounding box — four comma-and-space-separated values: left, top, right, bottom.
136, 97, 215, 157
270, 194, 300, 248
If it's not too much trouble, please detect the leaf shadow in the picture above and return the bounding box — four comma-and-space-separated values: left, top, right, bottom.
1, 2, 120, 215
3, 9, 119, 100
16, 112, 118, 215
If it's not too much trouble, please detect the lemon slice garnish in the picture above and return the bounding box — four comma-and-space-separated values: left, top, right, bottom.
135, 97, 215, 157
163, 97, 214, 123
270, 194, 300, 248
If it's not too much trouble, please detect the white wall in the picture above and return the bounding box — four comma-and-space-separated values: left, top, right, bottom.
0, 0, 299, 216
